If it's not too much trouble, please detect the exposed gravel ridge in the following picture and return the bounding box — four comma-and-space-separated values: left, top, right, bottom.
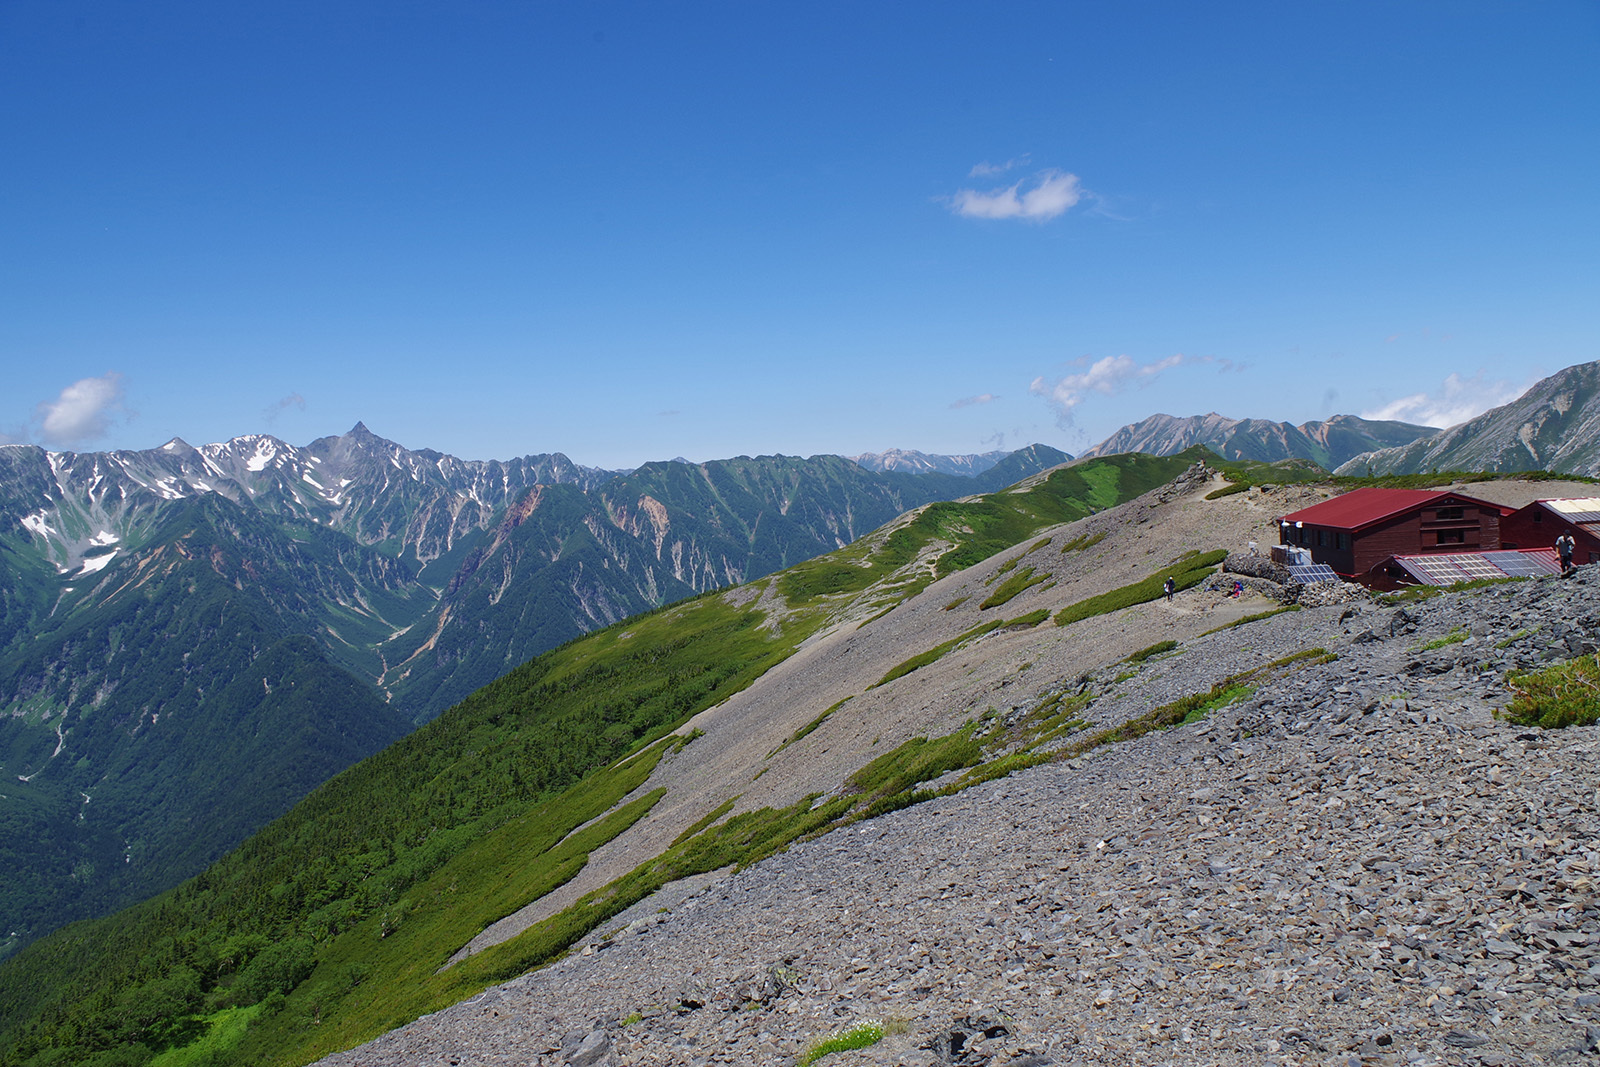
320, 563, 1600, 1067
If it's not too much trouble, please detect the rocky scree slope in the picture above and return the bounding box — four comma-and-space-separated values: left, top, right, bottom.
323, 556, 1600, 1067
437, 464, 1310, 965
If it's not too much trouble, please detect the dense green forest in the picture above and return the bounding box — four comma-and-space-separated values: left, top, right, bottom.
0, 449, 1229, 1067
0, 497, 412, 955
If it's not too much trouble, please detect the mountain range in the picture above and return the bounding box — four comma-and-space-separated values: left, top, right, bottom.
1334, 360, 1600, 476
1076, 412, 1437, 469
1076, 360, 1600, 480
0, 429, 1069, 956
847, 447, 1011, 476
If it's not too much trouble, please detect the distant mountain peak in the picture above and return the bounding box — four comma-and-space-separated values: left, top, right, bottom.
852, 447, 1012, 477
1335, 360, 1600, 477
1080, 412, 1435, 470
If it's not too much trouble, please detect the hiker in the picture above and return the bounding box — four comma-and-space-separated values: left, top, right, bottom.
1231, 579, 1243, 598
1557, 531, 1576, 575
1163, 576, 1176, 601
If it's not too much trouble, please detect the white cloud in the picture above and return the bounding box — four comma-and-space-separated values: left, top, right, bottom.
950, 393, 997, 409
36, 374, 126, 447
950, 169, 1085, 222
969, 156, 1029, 178
1362, 371, 1526, 429
1029, 354, 1186, 424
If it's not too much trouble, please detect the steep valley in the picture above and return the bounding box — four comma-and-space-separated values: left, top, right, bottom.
0, 430, 1072, 955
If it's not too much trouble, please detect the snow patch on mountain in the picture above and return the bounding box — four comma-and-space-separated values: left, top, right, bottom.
78, 553, 115, 575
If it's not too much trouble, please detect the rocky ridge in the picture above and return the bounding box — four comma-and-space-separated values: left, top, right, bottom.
1336, 361, 1600, 478
320, 560, 1600, 1065
1078, 413, 1435, 470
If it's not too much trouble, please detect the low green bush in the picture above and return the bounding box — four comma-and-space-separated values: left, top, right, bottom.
1055, 550, 1226, 627
1125, 640, 1177, 663
1504, 656, 1600, 728
798, 1020, 888, 1065
872, 621, 1003, 688
1059, 531, 1107, 553
980, 566, 1048, 610
1205, 481, 1251, 500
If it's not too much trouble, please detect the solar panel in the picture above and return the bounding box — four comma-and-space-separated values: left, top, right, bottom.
1397, 556, 1472, 585
1394, 549, 1561, 585
1287, 563, 1340, 583
1482, 550, 1561, 577
1445, 555, 1508, 580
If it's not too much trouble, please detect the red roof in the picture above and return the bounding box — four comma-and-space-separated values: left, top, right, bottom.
1279, 487, 1506, 531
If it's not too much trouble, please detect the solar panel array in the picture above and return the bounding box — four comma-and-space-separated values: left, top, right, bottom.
1287, 563, 1340, 584
1394, 550, 1561, 586
1482, 550, 1560, 577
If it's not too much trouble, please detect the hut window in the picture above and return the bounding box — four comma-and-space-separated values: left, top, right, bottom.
1438, 529, 1465, 545
1436, 507, 1464, 521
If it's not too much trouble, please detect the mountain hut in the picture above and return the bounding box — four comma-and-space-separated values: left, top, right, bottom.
1274, 487, 1509, 584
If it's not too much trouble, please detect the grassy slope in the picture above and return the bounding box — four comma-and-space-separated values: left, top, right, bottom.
0, 449, 1216, 1067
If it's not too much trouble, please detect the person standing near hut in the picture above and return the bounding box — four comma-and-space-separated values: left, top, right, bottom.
1556, 531, 1576, 575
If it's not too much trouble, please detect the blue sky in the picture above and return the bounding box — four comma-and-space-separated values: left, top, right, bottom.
2, 2, 1596, 469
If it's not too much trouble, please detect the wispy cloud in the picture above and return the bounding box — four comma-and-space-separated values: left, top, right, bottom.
36, 373, 126, 447
950, 393, 997, 409
949, 168, 1086, 223
968, 156, 1029, 178
263, 392, 306, 423
1362, 371, 1527, 429
1029, 354, 1187, 424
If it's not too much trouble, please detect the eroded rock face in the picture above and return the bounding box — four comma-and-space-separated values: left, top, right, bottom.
318, 568, 1600, 1067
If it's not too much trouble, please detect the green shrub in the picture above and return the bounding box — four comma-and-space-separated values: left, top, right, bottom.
798, 1020, 888, 1066
1003, 609, 1050, 629
1059, 531, 1107, 553
1125, 640, 1177, 663
1198, 605, 1298, 636
1504, 656, 1600, 728
1055, 550, 1226, 627
1416, 627, 1468, 652
872, 621, 1003, 688
979, 566, 1048, 610
1205, 481, 1251, 500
